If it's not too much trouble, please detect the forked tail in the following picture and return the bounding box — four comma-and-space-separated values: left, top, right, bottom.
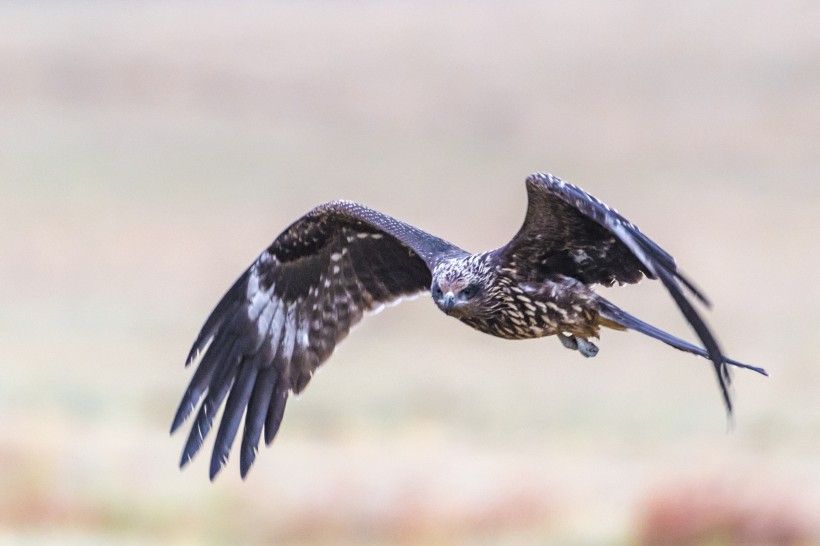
597, 300, 768, 377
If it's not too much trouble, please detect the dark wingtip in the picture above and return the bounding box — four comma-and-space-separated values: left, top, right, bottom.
719, 367, 734, 417
180, 441, 200, 470
264, 387, 289, 445
179, 447, 195, 470
209, 433, 230, 480
179, 400, 220, 472
675, 270, 712, 308
170, 399, 195, 435
240, 427, 262, 479
708, 346, 733, 418
655, 267, 735, 416
209, 457, 225, 482
240, 453, 255, 480
185, 347, 201, 367
185, 341, 200, 366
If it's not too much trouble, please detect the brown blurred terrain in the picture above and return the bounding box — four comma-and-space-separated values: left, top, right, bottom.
2, 2, 819, 544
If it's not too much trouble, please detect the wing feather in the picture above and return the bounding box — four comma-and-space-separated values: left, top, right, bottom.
210, 360, 259, 479
180, 350, 238, 469
240, 367, 276, 478
264, 381, 289, 445
172, 200, 464, 478
505, 173, 732, 412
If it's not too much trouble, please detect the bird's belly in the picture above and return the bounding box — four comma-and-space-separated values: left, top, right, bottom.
459, 301, 599, 341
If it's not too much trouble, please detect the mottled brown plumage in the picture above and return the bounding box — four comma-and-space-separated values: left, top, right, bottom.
172, 172, 767, 480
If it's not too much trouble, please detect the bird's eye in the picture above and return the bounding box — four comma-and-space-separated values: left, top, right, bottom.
461, 284, 479, 299
432, 283, 442, 298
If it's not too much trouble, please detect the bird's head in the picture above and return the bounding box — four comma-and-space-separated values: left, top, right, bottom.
431, 256, 492, 319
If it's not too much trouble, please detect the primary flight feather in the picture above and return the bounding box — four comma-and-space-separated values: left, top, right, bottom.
172, 172, 767, 480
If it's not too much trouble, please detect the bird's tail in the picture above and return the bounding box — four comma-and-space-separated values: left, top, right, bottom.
597, 299, 767, 377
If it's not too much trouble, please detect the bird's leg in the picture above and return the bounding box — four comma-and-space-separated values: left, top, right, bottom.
558, 333, 578, 351
575, 337, 599, 358
558, 333, 599, 357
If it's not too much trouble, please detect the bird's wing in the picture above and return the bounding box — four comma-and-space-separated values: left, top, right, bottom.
501, 173, 698, 292
498, 172, 732, 413
171, 200, 464, 479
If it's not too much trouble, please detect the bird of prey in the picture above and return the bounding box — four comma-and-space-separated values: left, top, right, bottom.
172, 172, 767, 480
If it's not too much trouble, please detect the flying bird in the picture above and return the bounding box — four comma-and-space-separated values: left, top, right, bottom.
172, 172, 767, 480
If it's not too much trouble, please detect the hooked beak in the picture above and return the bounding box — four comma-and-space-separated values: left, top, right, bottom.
441, 292, 456, 312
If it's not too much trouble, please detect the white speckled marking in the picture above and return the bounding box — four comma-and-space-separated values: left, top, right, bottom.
571, 249, 591, 264
280, 304, 297, 364
246, 271, 272, 322
297, 316, 310, 349
267, 298, 285, 354
256, 295, 275, 337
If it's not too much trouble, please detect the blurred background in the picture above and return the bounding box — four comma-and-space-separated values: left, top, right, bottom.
2, 1, 819, 544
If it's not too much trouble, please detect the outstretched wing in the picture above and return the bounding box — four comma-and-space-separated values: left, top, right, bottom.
171, 200, 464, 479
500, 173, 699, 292
498, 172, 732, 413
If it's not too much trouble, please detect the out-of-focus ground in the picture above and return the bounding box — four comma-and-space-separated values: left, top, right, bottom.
1, 2, 819, 544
